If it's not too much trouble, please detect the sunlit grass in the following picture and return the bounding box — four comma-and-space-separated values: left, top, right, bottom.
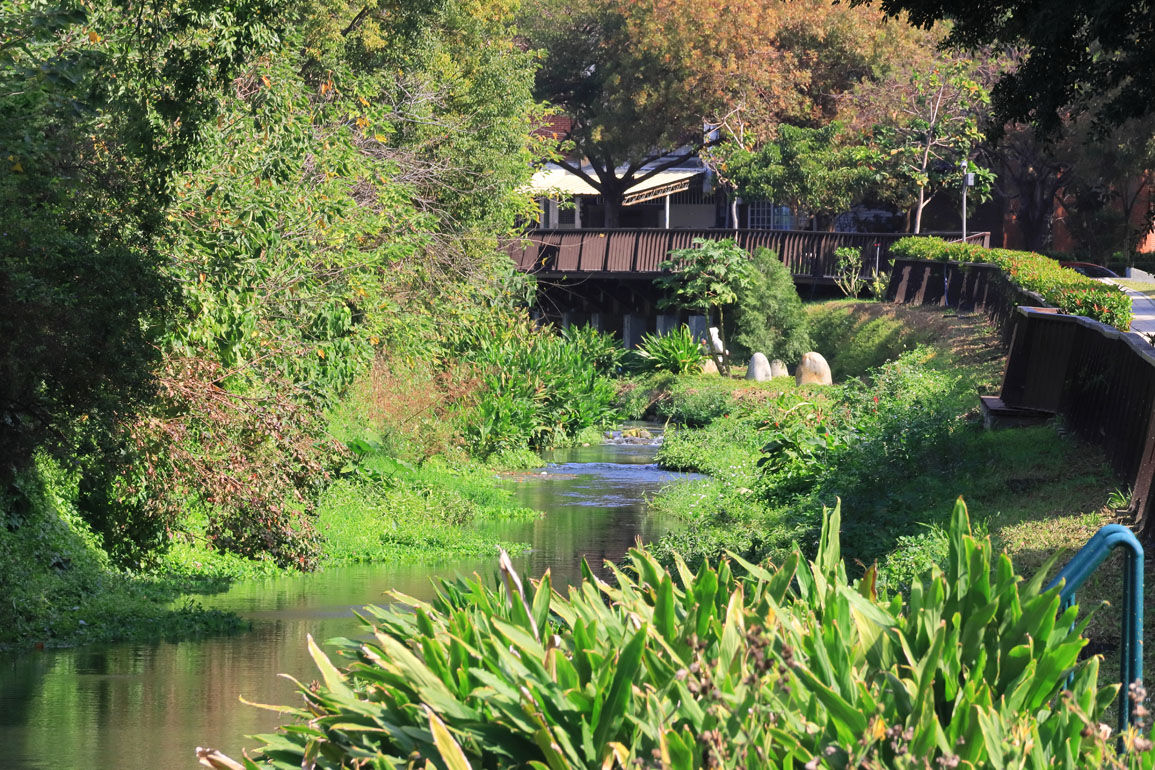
1115, 277, 1155, 298
316, 452, 537, 566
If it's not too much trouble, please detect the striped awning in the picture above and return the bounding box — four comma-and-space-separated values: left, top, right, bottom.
527, 166, 703, 206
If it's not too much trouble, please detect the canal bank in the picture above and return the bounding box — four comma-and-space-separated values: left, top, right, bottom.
0, 430, 695, 769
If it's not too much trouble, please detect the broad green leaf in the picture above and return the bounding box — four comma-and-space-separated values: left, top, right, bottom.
592, 625, 647, 751
425, 706, 473, 770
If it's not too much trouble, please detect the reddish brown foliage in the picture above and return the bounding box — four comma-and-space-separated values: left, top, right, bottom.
131, 357, 340, 568
357, 356, 482, 460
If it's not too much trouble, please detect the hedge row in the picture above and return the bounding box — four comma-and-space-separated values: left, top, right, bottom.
891, 237, 1133, 331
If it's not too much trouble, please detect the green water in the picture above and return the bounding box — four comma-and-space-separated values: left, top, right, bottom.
0, 438, 693, 769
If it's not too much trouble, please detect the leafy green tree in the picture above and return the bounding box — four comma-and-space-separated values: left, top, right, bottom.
868, 57, 995, 232
718, 124, 879, 230
1058, 115, 1155, 258
1, 0, 544, 566
522, 0, 926, 225
0, 0, 290, 560
729, 248, 811, 364
141, 0, 543, 566
657, 238, 753, 368
865, 0, 1155, 134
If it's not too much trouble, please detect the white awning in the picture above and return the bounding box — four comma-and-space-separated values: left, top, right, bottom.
528, 166, 702, 206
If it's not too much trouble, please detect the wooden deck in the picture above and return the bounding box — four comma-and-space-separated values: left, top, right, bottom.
507, 228, 990, 282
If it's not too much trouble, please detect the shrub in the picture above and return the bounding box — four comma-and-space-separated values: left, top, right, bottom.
833, 246, 867, 297
652, 381, 734, 427
657, 238, 752, 340
635, 325, 705, 375
729, 247, 811, 364
560, 323, 624, 375
890, 236, 1133, 330
611, 377, 662, 420
221, 499, 1140, 770
758, 393, 851, 505
828, 348, 969, 499
656, 417, 765, 480
453, 313, 618, 456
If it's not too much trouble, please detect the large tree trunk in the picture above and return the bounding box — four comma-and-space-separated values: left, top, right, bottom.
603, 196, 621, 227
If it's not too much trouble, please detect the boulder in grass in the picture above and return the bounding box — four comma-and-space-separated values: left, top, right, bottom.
701, 358, 720, 375
745, 353, 772, 381
770, 359, 788, 378
795, 352, 832, 386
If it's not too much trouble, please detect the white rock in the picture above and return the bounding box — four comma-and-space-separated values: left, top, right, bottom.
795, 352, 832, 386
770, 359, 788, 378
745, 353, 773, 381
707, 326, 725, 354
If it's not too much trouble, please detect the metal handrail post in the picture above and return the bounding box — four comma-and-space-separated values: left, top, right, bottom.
1045, 524, 1144, 735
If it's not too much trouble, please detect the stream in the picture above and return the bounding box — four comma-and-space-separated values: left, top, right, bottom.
0, 430, 696, 769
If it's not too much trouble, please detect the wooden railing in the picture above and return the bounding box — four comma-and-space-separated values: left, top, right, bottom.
998, 308, 1155, 536
506, 229, 990, 278
890, 257, 1155, 536
886, 258, 1043, 343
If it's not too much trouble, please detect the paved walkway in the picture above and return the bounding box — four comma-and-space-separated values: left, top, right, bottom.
1105, 278, 1155, 337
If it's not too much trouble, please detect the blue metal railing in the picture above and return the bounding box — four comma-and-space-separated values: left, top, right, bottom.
1045, 524, 1144, 735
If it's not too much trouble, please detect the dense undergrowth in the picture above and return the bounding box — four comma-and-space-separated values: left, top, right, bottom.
0, 317, 620, 651
0, 457, 245, 651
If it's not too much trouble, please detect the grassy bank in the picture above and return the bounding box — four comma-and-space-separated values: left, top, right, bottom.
0, 424, 549, 652
646, 300, 1137, 664
1, 307, 628, 651
0, 457, 246, 652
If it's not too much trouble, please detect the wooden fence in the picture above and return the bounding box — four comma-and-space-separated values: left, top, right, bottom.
999, 308, 1155, 535
507, 229, 990, 278
886, 258, 1044, 343
889, 256, 1155, 536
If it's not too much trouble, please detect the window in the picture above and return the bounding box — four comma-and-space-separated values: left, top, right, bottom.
747, 202, 796, 230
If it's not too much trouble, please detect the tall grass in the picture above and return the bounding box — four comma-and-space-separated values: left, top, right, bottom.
317, 450, 537, 565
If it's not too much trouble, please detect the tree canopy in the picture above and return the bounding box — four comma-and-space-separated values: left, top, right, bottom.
718, 124, 878, 230
521, 0, 930, 224
864, 0, 1155, 134
1, 0, 542, 564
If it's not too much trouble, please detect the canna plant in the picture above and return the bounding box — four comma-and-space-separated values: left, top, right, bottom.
202, 500, 1153, 770
454, 313, 618, 456
634, 325, 707, 375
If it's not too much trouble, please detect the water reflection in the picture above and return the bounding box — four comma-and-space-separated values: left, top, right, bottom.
0, 436, 696, 769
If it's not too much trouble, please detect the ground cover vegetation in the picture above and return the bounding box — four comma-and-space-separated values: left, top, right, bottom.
645, 302, 1141, 668
890, 237, 1134, 329
206, 501, 1155, 769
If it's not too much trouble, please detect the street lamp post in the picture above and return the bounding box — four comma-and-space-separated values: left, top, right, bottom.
961, 160, 975, 242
